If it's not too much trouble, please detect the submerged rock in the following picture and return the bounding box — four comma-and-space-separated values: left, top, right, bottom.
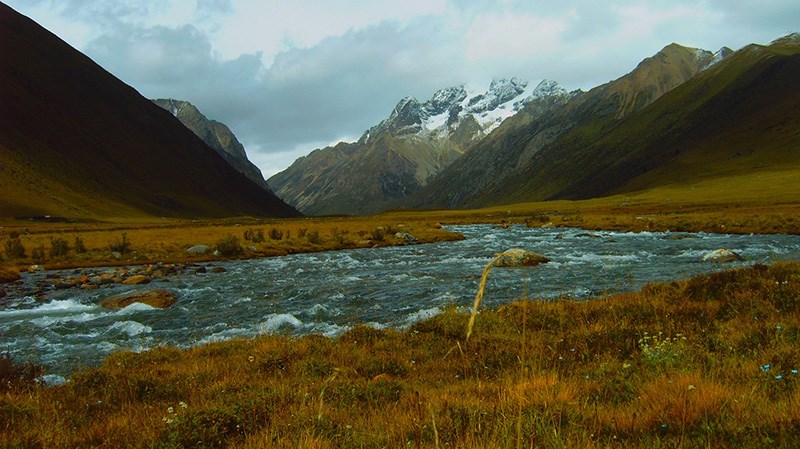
702, 249, 745, 263
100, 289, 177, 309
493, 249, 550, 267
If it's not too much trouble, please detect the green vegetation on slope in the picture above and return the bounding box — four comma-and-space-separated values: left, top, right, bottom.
487, 39, 800, 208
3, 262, 800, 448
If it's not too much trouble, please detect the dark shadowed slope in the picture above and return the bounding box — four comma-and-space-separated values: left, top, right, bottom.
0, 3, 299, 219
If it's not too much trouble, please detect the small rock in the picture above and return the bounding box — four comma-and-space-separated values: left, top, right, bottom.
122, 275, 151, 285
100, 289, 177, 309
576, 233, 601, 238
210, 267, 227, 273
112, 251, 122, 259
186, 244, 210, 255
493, 249, 550, 267
195, 266, 207, 274
394, 232, 419, 245
28, 265, 43, 273
702, 249, 745, 263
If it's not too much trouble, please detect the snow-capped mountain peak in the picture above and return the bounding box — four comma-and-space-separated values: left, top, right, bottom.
364, 78, 568, 143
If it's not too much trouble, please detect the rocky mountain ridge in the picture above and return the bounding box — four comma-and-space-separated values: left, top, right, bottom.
152, 99, 270, 190
269, 78, 570, 215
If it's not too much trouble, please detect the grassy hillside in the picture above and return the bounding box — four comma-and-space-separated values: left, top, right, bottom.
406, 43, 718, 210
3, 262, 799, 447
0, 4, 299, 220
483, 39, 800, 208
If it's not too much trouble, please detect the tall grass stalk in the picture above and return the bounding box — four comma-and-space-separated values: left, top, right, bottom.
466, 256, 499, 341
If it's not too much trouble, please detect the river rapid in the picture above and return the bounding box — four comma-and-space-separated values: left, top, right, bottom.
3, 224, 800, 381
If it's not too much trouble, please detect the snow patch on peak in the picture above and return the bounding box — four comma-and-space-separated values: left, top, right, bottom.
702, 47, 733, 71
369, 78, 568, 143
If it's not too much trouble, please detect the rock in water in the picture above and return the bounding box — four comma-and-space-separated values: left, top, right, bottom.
493, 249, 550, 267
122, 275, 151, 285
702, 249, 745, 263
100, 290, 177, 309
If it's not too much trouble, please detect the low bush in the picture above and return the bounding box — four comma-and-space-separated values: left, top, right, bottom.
214, 235, 242, 257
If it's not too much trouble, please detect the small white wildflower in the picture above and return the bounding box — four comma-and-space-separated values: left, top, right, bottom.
167, 407, 174, 414
688, 384, 695, 391
179, 401, 188, 409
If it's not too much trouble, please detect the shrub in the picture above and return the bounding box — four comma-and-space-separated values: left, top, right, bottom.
4, 238, 25, 260
371, 227, 386, 242
0, 353, 43, 393
215, 235, 242, 257
49, 237, 69, 258
307, 229, 321, 244
110, 233, 131, 255
297, 227, 308, 238
243, 229, 265, 243
73, 236, 87, 253
269, 228, 284, 241
31, 245, 46, 263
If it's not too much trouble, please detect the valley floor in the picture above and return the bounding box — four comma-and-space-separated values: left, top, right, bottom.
1, 194, 799, 447
1, 193, 798, 274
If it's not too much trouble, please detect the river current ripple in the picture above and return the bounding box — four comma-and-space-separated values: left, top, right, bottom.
3, 224, 800, 380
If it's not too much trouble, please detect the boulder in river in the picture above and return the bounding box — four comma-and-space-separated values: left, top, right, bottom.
100, 289, 177, 309
122, 275, 151, 285
492, 249, 550, 267
702, 249, 745, 263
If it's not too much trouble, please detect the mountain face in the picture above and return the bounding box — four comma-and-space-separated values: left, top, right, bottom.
151, 99, 270, 190
496, 34, 800, 203
0, 4, 300, 219
402, 43, 728, 209
269, 78, 570, 215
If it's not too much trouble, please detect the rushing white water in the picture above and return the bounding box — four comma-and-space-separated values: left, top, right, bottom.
2, 224, 800, 378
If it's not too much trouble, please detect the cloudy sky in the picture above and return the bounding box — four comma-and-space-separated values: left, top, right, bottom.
6, 0, 799, 178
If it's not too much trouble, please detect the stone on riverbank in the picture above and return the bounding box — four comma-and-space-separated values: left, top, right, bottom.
186, 245, 210, 255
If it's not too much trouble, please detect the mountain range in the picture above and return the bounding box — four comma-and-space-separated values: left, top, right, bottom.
0, 3, 299, 219
271, 35, 799, 215
2, 0, 797, 221
268, 78, 573, 215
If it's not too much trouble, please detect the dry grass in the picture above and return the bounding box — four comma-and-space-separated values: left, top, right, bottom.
0, 216, 463, 271
2, 262, 800, 448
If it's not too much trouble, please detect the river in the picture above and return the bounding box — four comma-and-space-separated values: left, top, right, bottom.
2, 224, 800, 381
